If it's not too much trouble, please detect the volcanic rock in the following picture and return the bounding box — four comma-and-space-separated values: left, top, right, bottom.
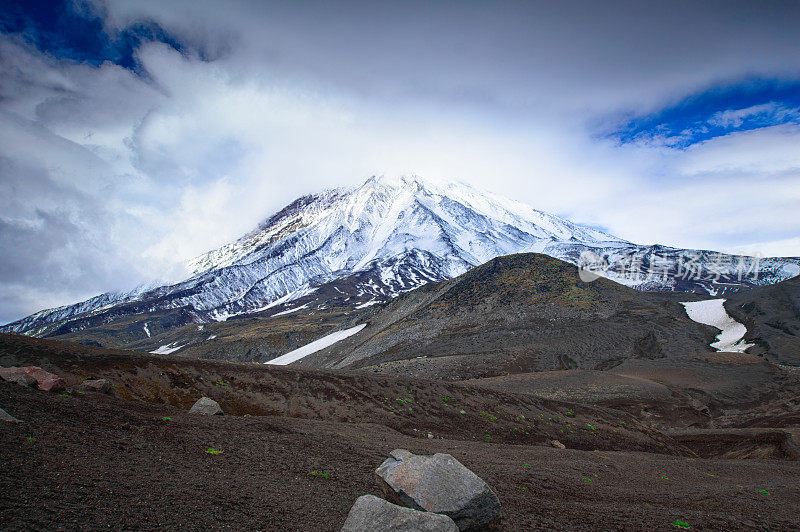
189, 397, 223, 415
0, 366, 65, 392
0, 407, 22, 423
79, 379, 112, 394
375, 449, 501, 530
341, 494, 458, 532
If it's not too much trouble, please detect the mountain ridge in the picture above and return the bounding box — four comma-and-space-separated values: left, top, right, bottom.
3, 175, 799, 342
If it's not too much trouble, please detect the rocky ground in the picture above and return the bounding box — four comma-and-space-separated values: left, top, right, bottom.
1, 334, 800, 530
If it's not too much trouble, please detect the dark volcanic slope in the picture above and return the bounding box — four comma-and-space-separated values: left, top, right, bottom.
299, 253, 715, 379
725, 276, 800, 366
465, 351, 800, 446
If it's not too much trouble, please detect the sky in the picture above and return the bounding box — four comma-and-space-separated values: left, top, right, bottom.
0, 0, 799, 324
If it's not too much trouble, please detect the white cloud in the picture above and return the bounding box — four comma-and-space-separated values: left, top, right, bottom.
2, 2, 800, 322
732, 237, 800, 258
708, 102, 800, 128
678, 123, 800, 175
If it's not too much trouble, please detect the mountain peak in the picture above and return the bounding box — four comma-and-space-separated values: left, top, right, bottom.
353, 173, 477, 198
175, 174, 629, 319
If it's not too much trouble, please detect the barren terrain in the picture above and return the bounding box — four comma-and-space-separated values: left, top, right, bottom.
2, 334, 799, 530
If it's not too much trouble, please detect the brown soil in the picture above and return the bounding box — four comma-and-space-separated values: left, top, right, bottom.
1, 334, 800, 530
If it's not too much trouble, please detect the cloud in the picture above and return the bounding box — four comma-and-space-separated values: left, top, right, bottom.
708, 102, 800, 128
1, 1, 800, 323
678, 123, 800, 175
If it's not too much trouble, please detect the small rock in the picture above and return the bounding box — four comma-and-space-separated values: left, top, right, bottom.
0, 366, 65, 392
189, 397, 223, 415
376, 449, 501, 531
549, 440, 566, 449
0, 407, 22, 423
79, 379, 112, 394
341, 495, 458, 532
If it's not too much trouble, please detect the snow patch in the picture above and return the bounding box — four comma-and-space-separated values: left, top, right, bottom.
681, 299, 754, 353
150, 342, 185, 355
143, 322, 151, 338
272, 303, 310, 317
265, 324, 367, 365
355, 299, 380, 309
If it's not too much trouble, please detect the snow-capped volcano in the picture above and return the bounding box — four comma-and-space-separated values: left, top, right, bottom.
3, 175, 799, 337
189, 175, 621, 288
182, 174, 624, 320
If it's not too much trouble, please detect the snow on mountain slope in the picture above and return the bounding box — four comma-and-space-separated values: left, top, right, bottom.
3, 174, 799, 338
188, 175, 620, 275
681, 299, 753, 353
265, 323, 367, 365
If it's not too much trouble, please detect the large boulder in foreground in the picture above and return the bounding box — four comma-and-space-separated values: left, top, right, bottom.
0, 366, 65, 392
189, 397, 223, 415
341, 495, 458, 532
376, 449, 501, 531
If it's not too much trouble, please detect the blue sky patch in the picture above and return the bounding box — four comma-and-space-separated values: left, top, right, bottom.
609, 79, 800, 148
0, 0, 190, 73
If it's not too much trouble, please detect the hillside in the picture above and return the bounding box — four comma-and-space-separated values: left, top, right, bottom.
298, 253, 716, 379
724, 276, 800, 366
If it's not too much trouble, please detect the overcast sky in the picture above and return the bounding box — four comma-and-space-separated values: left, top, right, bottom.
1, 0, 799, 323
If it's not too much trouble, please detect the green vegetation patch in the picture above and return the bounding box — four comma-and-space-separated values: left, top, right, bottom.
205, 448, 224, 455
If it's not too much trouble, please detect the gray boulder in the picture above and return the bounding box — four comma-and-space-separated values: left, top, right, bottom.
189, 397, 223, 415
341, 495, 458, 532
0, 407, 22, 423
376, 449, 501, 531
79, 379, 112, 394
0, 367, 29, 386
14, 375, 38, 388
